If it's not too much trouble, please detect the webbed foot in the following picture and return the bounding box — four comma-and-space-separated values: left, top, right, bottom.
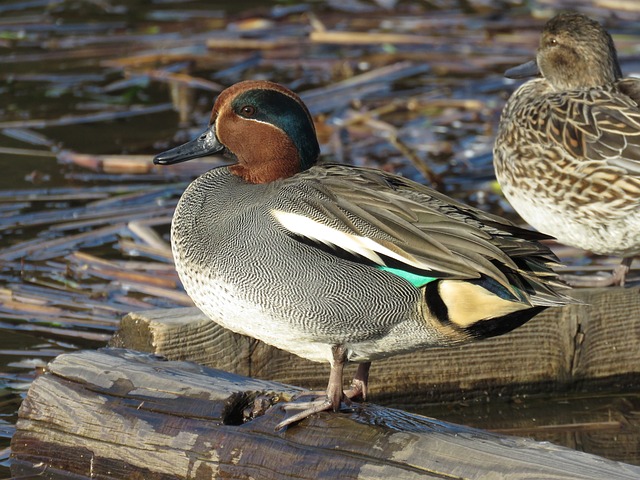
275, 349, 371, 431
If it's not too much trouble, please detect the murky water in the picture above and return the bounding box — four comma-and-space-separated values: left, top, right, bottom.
1, 0, 640, 475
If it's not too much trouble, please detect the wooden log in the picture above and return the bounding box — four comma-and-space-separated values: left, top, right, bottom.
110, 286, 640, 406
11, 348, 640, 479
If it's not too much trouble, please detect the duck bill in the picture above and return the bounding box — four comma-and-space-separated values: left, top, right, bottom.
153, 125, 224, 165
504, 59, 540, 79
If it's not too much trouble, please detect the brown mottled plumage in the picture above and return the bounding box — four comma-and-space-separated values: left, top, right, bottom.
494, 12, 640, 286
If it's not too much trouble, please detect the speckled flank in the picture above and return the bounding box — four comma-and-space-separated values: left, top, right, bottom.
494, 13, 640, 273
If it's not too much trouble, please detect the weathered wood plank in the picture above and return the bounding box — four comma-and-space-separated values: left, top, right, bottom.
110, 286, 640, 405
11, 349, 640, 479
571, 287, 640, 379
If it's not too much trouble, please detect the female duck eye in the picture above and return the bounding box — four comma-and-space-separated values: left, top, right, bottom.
240, 105, 256, 117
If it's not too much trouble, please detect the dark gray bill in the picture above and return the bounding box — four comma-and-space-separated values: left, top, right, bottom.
504, 60, 540, 79
153, 126, 224, 165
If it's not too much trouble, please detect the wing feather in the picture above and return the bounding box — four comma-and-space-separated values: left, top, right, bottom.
543, 82, 640, 175
270, 164, 560, 297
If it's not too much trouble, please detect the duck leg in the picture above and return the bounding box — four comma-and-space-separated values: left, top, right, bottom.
344, 362, 371, 401
611, 257, 634, 286
275, 345, 348, 430
562, 256, 634, 287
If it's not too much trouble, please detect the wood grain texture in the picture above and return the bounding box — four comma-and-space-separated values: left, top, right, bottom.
11, 349, 640, 479
111, 287, 640, 404
572, 287, 640, 379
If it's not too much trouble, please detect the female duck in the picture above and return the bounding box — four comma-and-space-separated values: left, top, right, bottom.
155, 80, 575, 429
494, 12, 640, 286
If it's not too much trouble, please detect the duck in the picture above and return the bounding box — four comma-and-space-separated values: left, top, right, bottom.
154, 79, 576, 430
494, 12, 640, 287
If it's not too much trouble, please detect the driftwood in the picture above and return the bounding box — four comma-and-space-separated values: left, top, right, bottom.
11, 348, 640, 480
111, 286, 640, 407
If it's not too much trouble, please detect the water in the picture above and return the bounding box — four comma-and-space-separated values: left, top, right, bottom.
1, 0, 640, 476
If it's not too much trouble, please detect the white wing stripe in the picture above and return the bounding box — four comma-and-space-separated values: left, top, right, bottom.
272, 210, 429, 270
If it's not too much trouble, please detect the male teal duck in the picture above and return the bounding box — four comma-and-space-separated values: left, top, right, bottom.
494, 12, 640, 286
155, 80, 576, 429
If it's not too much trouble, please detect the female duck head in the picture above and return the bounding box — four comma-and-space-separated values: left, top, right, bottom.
505, 12, 622, 90
154, 80, 320, 184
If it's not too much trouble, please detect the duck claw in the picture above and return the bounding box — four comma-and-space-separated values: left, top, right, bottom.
344, 379, 367, 401
345, 362, 370, 401
275, 352, 371, 431
280, 398, 335, 411
275, 390, 358, 431
275, 397, 336, 430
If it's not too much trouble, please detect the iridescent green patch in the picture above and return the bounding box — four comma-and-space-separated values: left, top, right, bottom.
378, 266, 437, 288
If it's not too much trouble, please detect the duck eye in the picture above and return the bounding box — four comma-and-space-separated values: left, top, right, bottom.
240, 105, 256, 118
549, 37, 558, 46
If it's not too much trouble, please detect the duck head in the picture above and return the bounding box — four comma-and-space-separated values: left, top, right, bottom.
505, 12, 622, 90
154, 80, 320, 184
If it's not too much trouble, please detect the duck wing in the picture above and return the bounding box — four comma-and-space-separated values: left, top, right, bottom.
541, 82, 640, 177
270, 164, 562, 301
